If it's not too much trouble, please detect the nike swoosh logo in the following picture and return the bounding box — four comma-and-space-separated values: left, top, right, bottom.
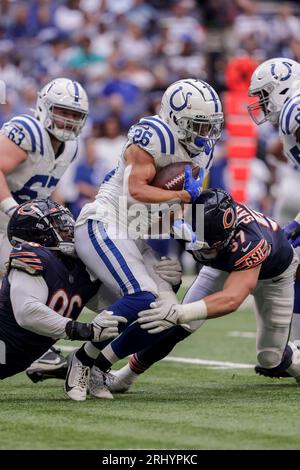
64, 365, 74, 392
241, 242, 251, 253
13, 246, 22, 251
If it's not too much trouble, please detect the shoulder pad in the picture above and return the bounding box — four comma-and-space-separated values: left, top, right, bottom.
1, 114, 45, 156
8, 242, 46, 276
280, 93, 300, 136
233, 239, 270, 271
128, 116, 176, 157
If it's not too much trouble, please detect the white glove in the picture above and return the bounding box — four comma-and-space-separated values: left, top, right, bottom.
155, 257, 182, 286
138, 300, 183, 334
92, 310, 127, 341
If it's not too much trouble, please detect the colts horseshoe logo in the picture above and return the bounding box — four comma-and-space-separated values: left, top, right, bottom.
169, 86, 192, 111
270, 61, 292, 81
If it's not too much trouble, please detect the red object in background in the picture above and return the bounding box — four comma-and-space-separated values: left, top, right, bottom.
228, 164, 250, 181
227, 141, 257, 159
231, 187, 247, 203
226, 117, 257, 138
225, 56, 259, 92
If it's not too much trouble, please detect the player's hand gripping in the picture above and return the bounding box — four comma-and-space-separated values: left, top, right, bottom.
92, 310, 127, 341
138, 300, 182, 334
155, 257, 182, 286
183, 165, 204, 202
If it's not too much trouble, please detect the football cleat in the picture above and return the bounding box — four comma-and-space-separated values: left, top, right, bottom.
64, 352, 90, 401
26, 346, 68, 382
106, 369, 134, 393
89, 366, 114, 399
254, 365, 292, 379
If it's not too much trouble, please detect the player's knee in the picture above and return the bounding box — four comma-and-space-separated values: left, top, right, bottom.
257, 348, 283, 368
110, 291, 157, 325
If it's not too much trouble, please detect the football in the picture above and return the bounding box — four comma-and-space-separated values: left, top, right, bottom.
151, 162, 200, 191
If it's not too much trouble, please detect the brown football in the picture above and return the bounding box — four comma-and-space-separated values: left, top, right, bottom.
151, 162, 200, 191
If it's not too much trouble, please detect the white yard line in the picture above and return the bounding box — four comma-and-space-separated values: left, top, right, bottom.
58, 345, 254, 369
163, 356, 254, 369
228, 331, 256, 338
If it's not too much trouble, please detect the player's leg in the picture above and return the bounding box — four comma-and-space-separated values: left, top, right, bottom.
108, 267, 228, 393
253, 252, 300, 381
291, 263, 300, 345
66, 220, 161, 400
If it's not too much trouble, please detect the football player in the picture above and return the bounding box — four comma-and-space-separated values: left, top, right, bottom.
247, 57, 300, 342
0, 199, 126, 401
0, 77, 89, 372
106, 189, 300, 392
0, 77, 89, 278
66, 79, 224, 397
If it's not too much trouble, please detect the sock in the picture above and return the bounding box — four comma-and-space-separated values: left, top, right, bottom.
112, 326, 191, 385
291, 279, 300, 344
75, 345, 95, 368
84, 342, 102, 360
134, 325, 191, 368
95, 291, 157, 360
114, 363, 140, 384
94, 352, 113, 372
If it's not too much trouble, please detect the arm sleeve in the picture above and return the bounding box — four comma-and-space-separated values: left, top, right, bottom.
9, 269, 71, 339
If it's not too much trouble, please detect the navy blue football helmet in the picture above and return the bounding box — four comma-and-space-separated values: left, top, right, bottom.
7, 199, 75, 256
193, 188, 237, 254
172, 188, 237, 257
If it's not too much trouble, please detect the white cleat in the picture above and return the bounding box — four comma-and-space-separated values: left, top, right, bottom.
89, 366, 114, 400
106, 369, 134, 393
64, 353, 90, 401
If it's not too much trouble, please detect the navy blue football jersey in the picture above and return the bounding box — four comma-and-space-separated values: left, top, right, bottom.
0, 243, 100, 378
190, 203, 293, 279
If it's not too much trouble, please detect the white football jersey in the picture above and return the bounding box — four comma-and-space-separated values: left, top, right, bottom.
76, 114, 214, 234
279, 92, 300, 167
0, 113, 78, 232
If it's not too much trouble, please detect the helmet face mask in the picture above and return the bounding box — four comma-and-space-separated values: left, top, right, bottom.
8, 200, 76, 257
49, 105, 87, 141
160, 79, 224, 155
191, 189, 237, 258
177, 114, 223, 153
36, 78, 89, 141
248, 58, 300, 126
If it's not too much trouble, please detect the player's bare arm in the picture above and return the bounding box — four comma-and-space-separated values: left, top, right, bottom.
0, 134, 27, 212
178, 265, 261, 322
125, 144, 191, 203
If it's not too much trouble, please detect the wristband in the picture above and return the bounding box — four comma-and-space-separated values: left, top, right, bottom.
0, 196, 18, 216
65, 320, 94, 341
178, 299, 208, 323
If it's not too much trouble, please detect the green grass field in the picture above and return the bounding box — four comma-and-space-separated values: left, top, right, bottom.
1, 306, 300, 450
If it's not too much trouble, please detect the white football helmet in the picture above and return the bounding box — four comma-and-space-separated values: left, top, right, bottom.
160, 78, 224, 154
36, 78, 89, 141
248, 58, 300, 125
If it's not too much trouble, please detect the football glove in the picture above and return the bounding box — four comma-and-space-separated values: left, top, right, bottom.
138, 300, 182, 334
155, 256, 182, 286
183, 165, 204, 202
92, 310, 127, 341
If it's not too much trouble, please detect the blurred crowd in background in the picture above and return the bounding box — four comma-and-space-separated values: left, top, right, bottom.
1, 0, 300, 269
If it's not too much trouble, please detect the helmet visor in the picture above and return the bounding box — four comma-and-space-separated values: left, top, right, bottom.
49, 210, 75, 243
